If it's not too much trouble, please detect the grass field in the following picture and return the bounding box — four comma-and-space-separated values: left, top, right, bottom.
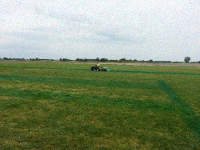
0, 61, 199, 149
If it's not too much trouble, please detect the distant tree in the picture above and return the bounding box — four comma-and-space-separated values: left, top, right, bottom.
140, 60, 145, 63
62, 58, 72, 61
76, 58, 84, 61
96, 57, 100, 61
149, 59, 153, 63
133, 59, 137, 62
100, 58, 108, 62
120, 58, 126, 62
184, 57, 191, 63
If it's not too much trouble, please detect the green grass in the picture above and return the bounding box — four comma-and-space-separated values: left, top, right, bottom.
0, 62, 199, 149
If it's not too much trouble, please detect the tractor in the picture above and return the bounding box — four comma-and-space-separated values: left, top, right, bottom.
90, 65, 108, 71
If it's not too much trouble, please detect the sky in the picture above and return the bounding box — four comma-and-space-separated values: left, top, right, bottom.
0, 0, 200, 61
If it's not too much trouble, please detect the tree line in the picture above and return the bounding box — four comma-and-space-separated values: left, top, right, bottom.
0, 56, 198, 63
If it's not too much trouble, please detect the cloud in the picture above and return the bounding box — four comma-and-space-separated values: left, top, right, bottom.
0, 17, 6, 22
5, 31, 50, 42
96, 30, 145, 44
0, 41, 49, 58
0, 0, 200, 61
33, 4, 43, 15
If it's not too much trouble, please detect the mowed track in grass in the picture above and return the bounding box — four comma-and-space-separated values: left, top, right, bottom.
0, 62, 199, 149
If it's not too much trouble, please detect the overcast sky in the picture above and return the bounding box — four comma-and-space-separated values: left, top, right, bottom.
0, 0, 200, 61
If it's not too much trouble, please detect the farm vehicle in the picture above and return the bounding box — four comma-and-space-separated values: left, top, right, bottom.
90, 65, 108, 71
